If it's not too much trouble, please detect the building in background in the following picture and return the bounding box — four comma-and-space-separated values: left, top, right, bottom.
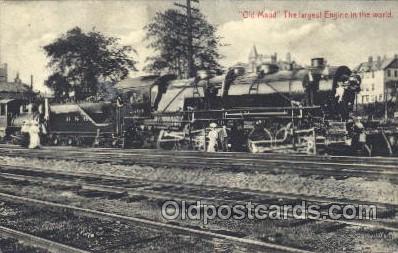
355, 55, 398, 105
247, 45, 301, 73
0, 63, 35, 100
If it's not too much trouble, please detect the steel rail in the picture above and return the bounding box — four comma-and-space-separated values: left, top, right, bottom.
0, 145, 397, 169
0, 163, 396, 209
0, 165, 396, 232
0, 192, 313, 253
0, 147, 395, 172
1, 144, 398, 165
0, 149, 397, 180
0, 226, 90, 253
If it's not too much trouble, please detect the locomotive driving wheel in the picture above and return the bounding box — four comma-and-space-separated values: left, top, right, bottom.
52, 135, 60, 146
247, 126, 273, 153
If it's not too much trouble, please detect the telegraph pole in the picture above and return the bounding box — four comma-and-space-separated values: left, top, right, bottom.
174, 0, 199, 78
186, 0, 194, 78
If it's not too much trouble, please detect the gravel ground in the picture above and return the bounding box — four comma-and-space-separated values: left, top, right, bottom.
1, 156, 397, 204
0, 175, 396, 253
0, 200, 217, 253
0, 236, 49, 253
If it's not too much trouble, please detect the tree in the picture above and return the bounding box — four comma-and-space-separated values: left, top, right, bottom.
144, 9, 223, 78
44, 27, 136, 101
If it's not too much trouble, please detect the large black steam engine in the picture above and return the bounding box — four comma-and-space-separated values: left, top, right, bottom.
2, 57, 397, 155
117, 58, 364, 154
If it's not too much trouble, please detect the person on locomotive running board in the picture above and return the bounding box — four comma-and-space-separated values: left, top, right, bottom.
28, 120, 41, 149
335, 82, 345, 103
352, 117, 371, 156
207, 122, 219, 152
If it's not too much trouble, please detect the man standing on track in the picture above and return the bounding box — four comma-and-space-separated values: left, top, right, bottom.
207, 122, 219, 152
28, 119, 41, 149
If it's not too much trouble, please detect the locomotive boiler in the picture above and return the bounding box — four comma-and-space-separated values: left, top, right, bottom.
119, 58, 362, 153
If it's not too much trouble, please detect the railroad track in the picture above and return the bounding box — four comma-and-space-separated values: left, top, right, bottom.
0, 145, 397, 179
2, 144, 398, 166
0, 192, 313, 253
0, 226, 89, 253
0, 163, 396, 232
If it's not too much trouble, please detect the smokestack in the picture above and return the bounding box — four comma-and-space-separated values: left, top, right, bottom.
30, 75, 33, 89
311, 58, 325, 68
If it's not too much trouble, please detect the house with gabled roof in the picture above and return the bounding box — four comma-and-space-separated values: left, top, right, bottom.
355, 55, 398, 104
0, 63, 35, 100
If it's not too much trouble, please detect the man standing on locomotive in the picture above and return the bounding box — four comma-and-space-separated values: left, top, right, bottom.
303, 71, 319, 106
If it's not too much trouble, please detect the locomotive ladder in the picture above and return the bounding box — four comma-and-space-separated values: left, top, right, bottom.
249, 80, 260, 94
192, 84, 201, 98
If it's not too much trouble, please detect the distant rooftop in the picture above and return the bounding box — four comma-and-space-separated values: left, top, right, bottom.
356, 56, 398, 72
0, 80, 32, 93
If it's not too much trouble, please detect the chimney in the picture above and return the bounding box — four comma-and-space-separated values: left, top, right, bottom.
286, 52, 291, 63
30, 75, 33, 89
368, 56, 373, 63
4, 64, 7, 82
377, 56, 382, 67
0, 63, 8, 82
14, 72, 21, 84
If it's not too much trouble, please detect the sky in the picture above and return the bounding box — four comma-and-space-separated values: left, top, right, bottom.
0, 0, 398, 92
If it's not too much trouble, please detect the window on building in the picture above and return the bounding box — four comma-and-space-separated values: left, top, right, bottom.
395, 70, 398, 77
365, 95, 369, 103
387, 69, 391, 77
379, 94, 383, 101
372, 71, 375, 78
372, 83, 375, 91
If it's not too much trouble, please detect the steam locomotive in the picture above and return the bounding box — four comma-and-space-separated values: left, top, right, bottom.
88, 57, 362, 153
2, 57, 396, 155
